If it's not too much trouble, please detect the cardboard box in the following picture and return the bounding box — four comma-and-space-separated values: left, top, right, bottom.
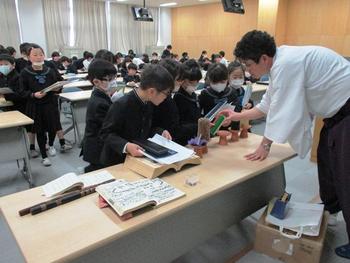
254, 209, 329, 263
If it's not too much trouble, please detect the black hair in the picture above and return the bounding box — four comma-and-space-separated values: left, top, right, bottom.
128, 49, 135, 56
51, 51, 60, 58
121, 56, 132, 69
207, 63, 228, 83
152, 52, 158, 57
0, 54, 15, 64
127, 62, 137, 71
234, 30, 276, 63
211, 53, 220, 63
0, 48, 10, 55
83, 51, 89, 58
180, 59, 202, 82
140, 64, 174, 92
227, 61, 244, 75
139, 63, 145, 70
219, 50, 225, 57
60, 56, 72, 63
159, 58, 181, 80
85, 52, 94, 59
166, 45, 172, 50
87, 59, 117, 83
182, 52, 188, 57
19, 42, 32, 55
115, 52, 123, 58
201, 50, 207, 55
142, 53, 149, 63
28, 43, 45, 56
95, 49, 115, 64
72, 56, 78, 61
6, 46, 16, 56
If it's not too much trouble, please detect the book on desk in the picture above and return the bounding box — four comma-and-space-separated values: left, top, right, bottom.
96, 178, 185, 217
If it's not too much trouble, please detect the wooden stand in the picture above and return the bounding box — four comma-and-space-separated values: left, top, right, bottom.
240, 119, 250, 139
217, 130, 231, 145
230, 130, 239, 142
124, 155, 201, 179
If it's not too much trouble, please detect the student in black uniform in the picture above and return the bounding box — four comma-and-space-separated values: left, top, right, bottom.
73, 51, 89, 70
199, 63, 242, 131
120, 56, 132, 78
179, 52, 189, 63
173, 59, 202, 127
6, 46, 16, 58
82, 59, 117, 172
15, 42, 32, 74
95, 49, 115, 64
19, 44, 63, 166
60, 56, 78, 74
51, 51, 64, 70
0, 54, 26, 113
227, 61, 253, 110
99, 64, 174, 167
123, 62, 140, 86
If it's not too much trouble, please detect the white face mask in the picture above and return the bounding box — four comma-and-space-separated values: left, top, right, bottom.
230, 79, 244, 88
211, 82, 227, 93
185, 85, 197, 95
107, 79, 118, 92
32, 61, 44, 66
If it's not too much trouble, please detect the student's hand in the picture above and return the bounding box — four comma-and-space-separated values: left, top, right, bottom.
244, 144, 269, 161
126, 143, 144, 157
161, 130, 172, 140
244, 103, 253, 110
34, 92, 46, 99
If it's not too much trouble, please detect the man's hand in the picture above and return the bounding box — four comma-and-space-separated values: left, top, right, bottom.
214, 109, 241, 126
34, 92, 46, 99
244, 141, 271, 161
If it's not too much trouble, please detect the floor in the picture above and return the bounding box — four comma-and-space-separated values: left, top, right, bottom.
0, 115, 348, 263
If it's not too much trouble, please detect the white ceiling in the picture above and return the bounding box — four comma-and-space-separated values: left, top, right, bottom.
108, 0, 221, 8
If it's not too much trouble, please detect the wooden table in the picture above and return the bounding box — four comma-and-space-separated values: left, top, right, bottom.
0, 111, 34, 186
0, 134, 295, 263
0, 97, 14, 110
59, 90, 92, 145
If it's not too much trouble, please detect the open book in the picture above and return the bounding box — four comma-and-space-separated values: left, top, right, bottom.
96, 178, 185, 216
40, 80, 70, 94
42, 170, 115, 197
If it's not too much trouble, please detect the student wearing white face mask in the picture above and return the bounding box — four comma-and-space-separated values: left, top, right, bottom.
82, 59, 117, 172
228, 61, 253, 109
0, 54, 27, 113
173, 59, 202, 130
199, 63, 242, 131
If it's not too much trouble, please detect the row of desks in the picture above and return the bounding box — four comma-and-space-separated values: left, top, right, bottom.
0, 133, 295, 263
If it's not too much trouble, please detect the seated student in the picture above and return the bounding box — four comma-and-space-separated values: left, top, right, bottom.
123, 62, 140, 86
173, 59, 202, 127
227, 61, 253, 110
120, 56, 132, 78
219, 50, 228, 67
99, 64, 174, 167
60, 56, 78, 74
51, 51, 64, 70
211, 53, 222, 64
82, 52, 94, 70
82, 59, 117, 172
198, 50, 208, 66
0, 54, 27, 113
179, 52, 189, 63
199, 63, 242, 131
19, 44, 65, 166
150, 52, 159, 64
95, 49, 115, 64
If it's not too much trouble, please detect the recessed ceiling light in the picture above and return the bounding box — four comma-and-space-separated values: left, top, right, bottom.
160, 2, 177, 7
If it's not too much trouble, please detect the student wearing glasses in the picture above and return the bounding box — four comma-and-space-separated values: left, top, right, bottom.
99, 64, 174, 167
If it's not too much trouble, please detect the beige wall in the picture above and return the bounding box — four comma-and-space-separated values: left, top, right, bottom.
171, 0, 259, 61
172, 0, 350, 58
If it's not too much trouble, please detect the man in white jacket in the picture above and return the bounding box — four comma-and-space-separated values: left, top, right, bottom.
219, 30, 350, 259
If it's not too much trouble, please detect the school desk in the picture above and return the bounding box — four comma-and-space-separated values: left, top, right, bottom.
0, 111, 34, 187
0, 133, 295, 263
62, 73, 88, 80
63, 80, 93, 90
59, 90, 92, 145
